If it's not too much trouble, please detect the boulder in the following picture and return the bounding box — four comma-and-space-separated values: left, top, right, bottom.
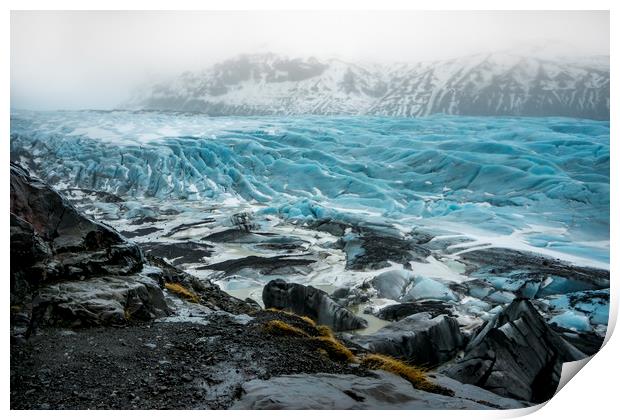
405, 277, 458, 302
10, 162, 170, 329
371, 270, 413, 300
352, 312, 465, 366
371, 270, 457, 302
262, 279, 368, 331
34, 275, 169, 326
442, 298, 586, 403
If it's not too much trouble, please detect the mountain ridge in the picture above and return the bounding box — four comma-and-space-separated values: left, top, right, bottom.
126, 51, 610, 120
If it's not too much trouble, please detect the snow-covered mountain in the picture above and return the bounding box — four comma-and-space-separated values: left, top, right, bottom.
127, 51, 609, 120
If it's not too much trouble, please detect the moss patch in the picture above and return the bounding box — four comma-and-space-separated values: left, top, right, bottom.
313, 336, 356, 362
264, 309, 317, 327
361, 354, 453, 396
164, 282, 199, 303
316, 325, 334, 338
261, 316, 357, 364
263, 320, 310, 338
299, 316, 316, 327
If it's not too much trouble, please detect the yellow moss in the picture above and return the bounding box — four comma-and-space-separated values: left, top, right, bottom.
299, 316, 317, 327
265, 308, 316, 326
263, 320, 310, 338
316, 325, 334, 338
165, 282, 199, 303
360, 354, 444, 393
262, 318, 357, 364
312, 336, 356, 363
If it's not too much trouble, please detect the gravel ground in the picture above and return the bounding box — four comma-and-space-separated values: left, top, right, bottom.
10, 310, 369, 409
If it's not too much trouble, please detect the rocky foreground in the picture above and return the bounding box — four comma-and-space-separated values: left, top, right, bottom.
10, 162, 606, 409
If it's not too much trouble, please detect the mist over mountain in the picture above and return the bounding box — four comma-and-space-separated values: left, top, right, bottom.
127, 49, 610, 120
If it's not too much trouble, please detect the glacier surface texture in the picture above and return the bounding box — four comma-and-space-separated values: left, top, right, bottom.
10, 111, 609, 266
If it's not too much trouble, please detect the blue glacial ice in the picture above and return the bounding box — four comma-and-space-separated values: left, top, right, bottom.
547, 289, 610, 326
10, 110, 609, 266
550, 311, 592, 332
405, 276, 458, 302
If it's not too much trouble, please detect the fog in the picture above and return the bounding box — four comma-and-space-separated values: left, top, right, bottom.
11, 10, 609, 110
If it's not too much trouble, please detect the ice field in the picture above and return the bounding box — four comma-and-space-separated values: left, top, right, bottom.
10, 110, 610, 336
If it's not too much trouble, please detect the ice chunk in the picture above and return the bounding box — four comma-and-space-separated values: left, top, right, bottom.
547, 289, 609, 326
371, 270, 414, 301
404, 276, 458, 302
550, 311, 592, 332
487, 291, 516, 304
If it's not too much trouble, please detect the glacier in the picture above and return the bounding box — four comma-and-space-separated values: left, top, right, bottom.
10, 110, 609, 266
9, 109, 610, 347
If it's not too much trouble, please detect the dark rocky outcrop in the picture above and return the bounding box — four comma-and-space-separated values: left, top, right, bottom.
203, 229, 308, 253
442, 298, 585, 403
307, 219, 350, 237
200, 255, 315, 276
203, 228, 267, 243
460, 248, 610, 296
10, 162, 170, 328
146, 255, 259, 315
342, 232, 430, 270
351, 313, 465, 366
376, 300, 453, 321
262, 279, 368, 331
141, 241, 214, 265
330, 284, 373, 307
119, 227, 161, 238
10, 213, 52, 304
10, 163, 145, 286
162, 218, 215, 236
550, 324, 604, 356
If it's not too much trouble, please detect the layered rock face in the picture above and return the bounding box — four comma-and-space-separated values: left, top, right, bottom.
352, 313, 465, 366
231, 370, 526, 410
443, 298, 585, 403
262, 279, 368, 331
10, 162, 170, 328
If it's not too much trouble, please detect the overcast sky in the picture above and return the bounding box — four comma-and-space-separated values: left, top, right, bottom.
11, 10, 609, 110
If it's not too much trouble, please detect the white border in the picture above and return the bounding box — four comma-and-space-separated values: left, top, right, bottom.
2, 1, 617, 10
3, 2, 616, 420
